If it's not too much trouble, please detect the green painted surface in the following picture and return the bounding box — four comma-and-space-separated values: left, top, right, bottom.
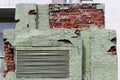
3, 29, 15, 45
3, 3, 117, 80
3, 28, 117, 80
14, 29, 80, 47
15, 4, 37, 30
96, 3, 105, 10
91, 30, 117, 80
37, 5, 49, 29
81, 29, 91, 80
3, 29, 83, 80
2, 72, 15, 80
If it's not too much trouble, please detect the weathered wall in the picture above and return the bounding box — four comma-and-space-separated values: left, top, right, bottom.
91, 30, 117, 80
50, 4, 104, 28
15, 3, 104, 30
2, 3, 117, 80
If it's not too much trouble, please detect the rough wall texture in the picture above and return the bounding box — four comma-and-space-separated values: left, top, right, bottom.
91, 30, 117, 80
3, 29, 83, 80
15, 4, 37, 30
50, 4, 104, 29
2, 3, 117, 80
15, 3, 104, 30
3, 28, 117, 80
3, 40, 15, 78
81, 29, 117, 80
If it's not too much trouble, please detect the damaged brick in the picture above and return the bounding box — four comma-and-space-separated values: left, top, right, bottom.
50, 4, 104, 29
3, 39, 15, 77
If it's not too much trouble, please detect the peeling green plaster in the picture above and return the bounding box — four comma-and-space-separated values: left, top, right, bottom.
3, 3, 117, 80
15, 4, 37, 30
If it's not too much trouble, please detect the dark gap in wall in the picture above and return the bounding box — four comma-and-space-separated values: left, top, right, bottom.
58, 39, 72, 44
28, 10, 37, 15
15, 19, 20, 23
107, 46, 117, 55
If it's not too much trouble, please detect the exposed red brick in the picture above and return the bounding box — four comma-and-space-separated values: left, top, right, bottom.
3, 70, 8, 77
3, 40, 15, 77
49, 4, 104, 29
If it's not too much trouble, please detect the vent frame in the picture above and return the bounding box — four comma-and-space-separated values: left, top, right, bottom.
16, 50, 69, 78
15, 47, 82, 80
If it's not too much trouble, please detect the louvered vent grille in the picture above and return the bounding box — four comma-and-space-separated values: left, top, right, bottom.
16, 50, 69, 78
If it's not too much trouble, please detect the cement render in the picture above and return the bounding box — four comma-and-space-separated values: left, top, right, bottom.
2, 3, 117, 80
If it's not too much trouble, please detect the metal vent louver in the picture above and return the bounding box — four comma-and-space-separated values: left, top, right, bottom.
16, 50, 69, 78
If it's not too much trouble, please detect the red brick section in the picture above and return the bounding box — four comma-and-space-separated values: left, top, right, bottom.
3, 40, 15, 77
49, 4, 104, 29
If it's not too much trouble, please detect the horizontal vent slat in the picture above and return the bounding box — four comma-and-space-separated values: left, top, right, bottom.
17, 70, 68, 73
17, 62, 68, 65
17, 68, 68, 72
17, 59, 68, 62
17, 52, 67, 56
17, 65, 68, 69
17, 50, 69, 78
17, 73, 68, 78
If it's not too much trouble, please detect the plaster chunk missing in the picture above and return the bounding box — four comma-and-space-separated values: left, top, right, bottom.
108, 37, 117, 55
75, 29, 81, 36
15, 19, 20, 23
28, 10, 37, 15
111, 37, 116, 44
58, 39, 72, 44
108, 46, 116, 55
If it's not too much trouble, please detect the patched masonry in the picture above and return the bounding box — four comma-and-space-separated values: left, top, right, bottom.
2, 3, 117, 80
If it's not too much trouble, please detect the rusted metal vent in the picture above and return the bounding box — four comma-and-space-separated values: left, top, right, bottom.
16, 50, 69, 78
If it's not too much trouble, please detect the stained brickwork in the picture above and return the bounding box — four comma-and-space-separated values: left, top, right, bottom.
49, 4, 104, 29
